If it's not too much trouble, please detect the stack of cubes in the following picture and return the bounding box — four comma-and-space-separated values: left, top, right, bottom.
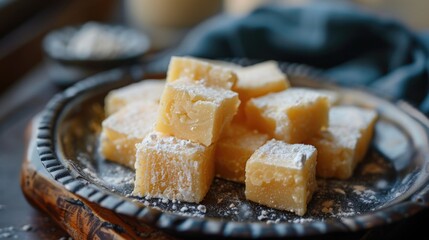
133, 57, 240, 203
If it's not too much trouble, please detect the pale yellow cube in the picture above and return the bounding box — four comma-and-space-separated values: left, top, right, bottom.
155, 80, 240, 146
329, 106, 378, 162
215, 124, 268, 183
245, 140, 317, 216
105, 79, 165, 115
99, 101, 159, 168
167, 56, 237, 89
232, 61, 289, 122
306, 126, 360, 179
133, 132, 215, 203
234, 61, 289, 102
245, 88, 329, 143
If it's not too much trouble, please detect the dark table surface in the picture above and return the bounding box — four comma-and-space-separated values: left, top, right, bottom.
1, 64, 429, 240
0, 64, 69, 239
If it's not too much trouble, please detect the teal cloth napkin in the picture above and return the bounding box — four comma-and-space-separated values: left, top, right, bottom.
149, 3, 429, 114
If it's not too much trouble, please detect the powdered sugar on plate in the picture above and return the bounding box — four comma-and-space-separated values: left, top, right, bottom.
86, 147, 396, 223
67, 99, 403, 224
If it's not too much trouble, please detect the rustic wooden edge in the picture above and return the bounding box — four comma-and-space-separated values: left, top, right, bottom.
32, 61, 429, 239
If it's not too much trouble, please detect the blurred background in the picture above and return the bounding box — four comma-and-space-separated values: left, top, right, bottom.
0, 0, 429, 93
1, 0, 429, 239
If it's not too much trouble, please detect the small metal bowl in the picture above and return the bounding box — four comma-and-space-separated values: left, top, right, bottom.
43, 22, 150, 87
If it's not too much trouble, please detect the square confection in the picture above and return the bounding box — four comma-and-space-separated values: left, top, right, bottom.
245, 88, 329, 143
245, 140, 317, 216
234, 61, 289, 102
232, 61, 289, 121
306, 126, 360, 179
105, 79, 165, 115
99, 101, 158, 169
329, 106, 378, 162
167, 56, 237, 89
215, 124, 269, 183
133, 132, 215, 203
155, 80, 240, 146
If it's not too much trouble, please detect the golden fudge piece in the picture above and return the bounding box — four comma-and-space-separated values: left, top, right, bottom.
232, 61, 289, 121
105, 79, 165, 115
133, 132, 215, 203
167, 56, 237, 89
234, 61, 289, 102
329, 106, 378, 162
215, 124, 269, 183
306, 126, 360, 179
155, 80, 240, 146
99, 101, 159, 169
245, 88, 329, 143
245, 140, 317, 216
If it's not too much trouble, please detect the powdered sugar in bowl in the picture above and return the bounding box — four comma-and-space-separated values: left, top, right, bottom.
43, 22, 150, 86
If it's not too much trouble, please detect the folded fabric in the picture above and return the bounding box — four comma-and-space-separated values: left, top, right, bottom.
148, 3, 429, 115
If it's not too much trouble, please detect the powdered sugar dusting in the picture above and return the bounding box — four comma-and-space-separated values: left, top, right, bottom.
102, 101, 158, 138
138, 131, 205, 155
94, 148, 396, 224
252, 88, 327, 110
130, 172, 396, 223
352, 185, 378, 204
133, 131, 212, 203
330, 106, 378, 130
197, 205, 207, 213
250, 88, 328, 139
169, 79, 238, 104
294, 153, 306, 169
169, 56, 237, 89
105, 80, 165, 114
251, 140, 316, 169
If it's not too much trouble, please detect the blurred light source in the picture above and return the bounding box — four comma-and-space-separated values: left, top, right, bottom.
354, 0, 429, 29
125, 0, 223, 50
225, 0, 429, 29
224, 0, 310, 15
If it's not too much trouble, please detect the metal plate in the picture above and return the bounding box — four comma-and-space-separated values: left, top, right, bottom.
36, 61, 429, 238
